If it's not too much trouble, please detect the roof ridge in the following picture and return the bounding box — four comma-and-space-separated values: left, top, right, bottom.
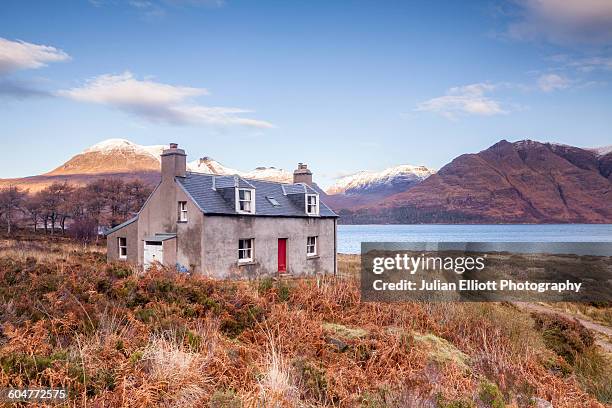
187, 170, 311, 187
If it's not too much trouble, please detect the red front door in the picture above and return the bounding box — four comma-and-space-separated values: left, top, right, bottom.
278, 238, 287, 273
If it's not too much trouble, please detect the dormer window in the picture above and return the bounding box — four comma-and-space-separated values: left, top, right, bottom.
236, 188, 255, 214
306, 194, 319, 216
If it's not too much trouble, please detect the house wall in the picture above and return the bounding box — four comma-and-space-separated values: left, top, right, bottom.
200, 215, 336, 279
106, 148, 336, 277
136, 179, 203, 272
106, 220, 138, 263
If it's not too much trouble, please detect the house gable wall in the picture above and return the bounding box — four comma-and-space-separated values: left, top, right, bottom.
106, 220, 138, 264
136, 178, 203, 272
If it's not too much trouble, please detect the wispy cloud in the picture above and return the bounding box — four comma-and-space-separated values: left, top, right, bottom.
566, 56, 612, 72
127, 0, 166, 20
91, 0, 224, 20
507, 0, 612, 45
537, 73, 572, 92
58, 72, 274, 128
0, 37, 70, 75
415, 83, 508, 119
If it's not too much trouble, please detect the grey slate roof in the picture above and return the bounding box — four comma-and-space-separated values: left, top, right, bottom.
178, 172, 338, 218
105, 216, 138, 235
213, 175, 255, 189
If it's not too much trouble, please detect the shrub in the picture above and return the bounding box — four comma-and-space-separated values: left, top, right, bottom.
436, 395, 475, 408
210, 389, 242, 408
135, 308, 157, 323
185, 330, 203, 351
107, 264, 132, 279
257, 277, 274, 295
574, 348, 612, 403
479, 381, 505, 408
532, 312, 594, 364
220, 305, 265, 338
292, 358, 327, 401
1, 351, 67, 382
69, 217, 98, 244
276, 280, 291, 302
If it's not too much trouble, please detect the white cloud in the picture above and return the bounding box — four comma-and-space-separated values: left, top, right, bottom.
58, 72, 274, 128
0, 37, 70, 75
537, 73, 572, 92
415, 83, 508, 119
508, 0, 612, 45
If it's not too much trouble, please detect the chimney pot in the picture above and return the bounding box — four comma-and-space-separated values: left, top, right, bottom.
293, 162, 313, 185
161, 143, 186, 180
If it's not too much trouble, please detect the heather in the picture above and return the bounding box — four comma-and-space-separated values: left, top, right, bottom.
0, 237, 610, 407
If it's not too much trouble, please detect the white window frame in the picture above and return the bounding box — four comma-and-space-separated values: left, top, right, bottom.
238, 238, 254, 263
307, 236, 317, 257
178, 201, 188, 222
305, 194, 319, 216
118, 237, 127, 260
236, 188, 256, 214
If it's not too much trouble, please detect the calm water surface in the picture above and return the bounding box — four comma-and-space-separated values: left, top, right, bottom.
337, 224, 612, 254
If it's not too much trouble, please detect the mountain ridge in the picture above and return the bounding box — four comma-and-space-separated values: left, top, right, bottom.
339, 139, 612, 224
2, 138, 611, 224
0, 139, 294, 192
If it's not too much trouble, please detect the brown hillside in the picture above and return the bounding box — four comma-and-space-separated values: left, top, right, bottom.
340, 140, 612, 224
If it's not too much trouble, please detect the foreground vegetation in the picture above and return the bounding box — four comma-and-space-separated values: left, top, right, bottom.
0, 236, 610, 407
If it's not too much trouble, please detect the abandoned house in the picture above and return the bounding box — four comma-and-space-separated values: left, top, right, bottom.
105, 143, 338, 278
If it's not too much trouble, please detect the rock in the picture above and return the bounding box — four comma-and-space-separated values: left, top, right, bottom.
532, 397, 554, 408
325, 336, 348, 352
322, 322, 368, 339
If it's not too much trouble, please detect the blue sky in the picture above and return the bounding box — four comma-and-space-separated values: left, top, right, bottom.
1, 0, 611, 187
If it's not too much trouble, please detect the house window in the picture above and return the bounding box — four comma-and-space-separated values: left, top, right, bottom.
118, 237, 127, 259
237, 189, 254, 213
178, 201, 187, 222
307, 236, 317, 256
238, 238, 254, 262
306, 194, 319, 216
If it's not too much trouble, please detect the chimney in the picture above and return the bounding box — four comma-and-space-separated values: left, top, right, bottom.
161, 142, 186, 181
293, 162, 313, 186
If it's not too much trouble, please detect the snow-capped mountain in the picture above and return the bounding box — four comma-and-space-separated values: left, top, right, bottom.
0, 138, 294, 193
187, 156, 240, 175
47, 138, 163, 176
589, 145, 612, 157
188, 157, 292, 183
326, 165, 435, 196
83, 138, 167, 159
47, 138, 292, 183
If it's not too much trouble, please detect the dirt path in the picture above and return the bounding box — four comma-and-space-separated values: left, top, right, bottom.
513, 302, 612, 353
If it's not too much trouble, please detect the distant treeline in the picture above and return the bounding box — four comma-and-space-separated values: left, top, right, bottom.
336, 206, 496, 224
0, 179, 152, 239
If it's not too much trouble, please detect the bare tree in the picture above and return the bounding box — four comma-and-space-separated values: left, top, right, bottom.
39, 182, 72, 235
12, 178, 153, 236
102, 179, 125, 226
24, 193, 43, 232
0, 186, 26, 235
120, 179, 150, 220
